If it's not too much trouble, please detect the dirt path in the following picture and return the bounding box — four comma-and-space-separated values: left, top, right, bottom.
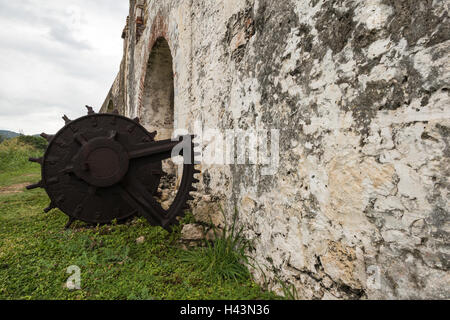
0, 183, 30, 195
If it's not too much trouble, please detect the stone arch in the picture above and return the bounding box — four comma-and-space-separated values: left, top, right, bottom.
140, 37, 174, 140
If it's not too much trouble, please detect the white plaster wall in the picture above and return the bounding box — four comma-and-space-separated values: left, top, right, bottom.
104, 0, 450, 299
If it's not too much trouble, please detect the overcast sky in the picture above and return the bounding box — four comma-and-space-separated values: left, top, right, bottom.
0, 0, 129, 135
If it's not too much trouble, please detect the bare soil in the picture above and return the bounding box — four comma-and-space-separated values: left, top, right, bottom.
0, 183, 29, 195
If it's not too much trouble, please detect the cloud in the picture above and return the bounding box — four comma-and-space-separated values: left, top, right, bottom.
0, 0, 129, 135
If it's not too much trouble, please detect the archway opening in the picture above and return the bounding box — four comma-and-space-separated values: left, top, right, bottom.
141, 37, 174, 140
141, 37, 177, 209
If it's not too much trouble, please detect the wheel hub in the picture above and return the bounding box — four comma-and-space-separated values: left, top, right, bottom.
73, 135, 129, 188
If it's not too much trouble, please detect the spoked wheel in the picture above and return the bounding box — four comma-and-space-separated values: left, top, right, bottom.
28, 106, 200, 231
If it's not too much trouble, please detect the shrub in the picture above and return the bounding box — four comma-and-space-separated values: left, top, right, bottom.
0, 137, 44, 173
16, 135, 48, 151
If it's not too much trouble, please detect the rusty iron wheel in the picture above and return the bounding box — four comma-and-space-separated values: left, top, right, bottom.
27, 106, 200, 231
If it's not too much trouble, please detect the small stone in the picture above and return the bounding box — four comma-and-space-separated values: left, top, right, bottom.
161, 201, 171, 210
136, 236, 145, 244
192, 202, 225, 227
181, 224, 204, 241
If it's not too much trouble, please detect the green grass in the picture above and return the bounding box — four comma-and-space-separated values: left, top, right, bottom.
0, 137, 44, 187
0, 138, 279, 300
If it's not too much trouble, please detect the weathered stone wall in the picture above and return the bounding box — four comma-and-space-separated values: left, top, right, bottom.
101, 0, 449, 299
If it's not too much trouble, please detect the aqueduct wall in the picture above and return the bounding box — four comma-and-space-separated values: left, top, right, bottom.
101, 0, 450, 299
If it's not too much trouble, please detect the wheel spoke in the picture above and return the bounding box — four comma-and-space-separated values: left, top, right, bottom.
128, 139, 180, 162
119, 175, 169, 227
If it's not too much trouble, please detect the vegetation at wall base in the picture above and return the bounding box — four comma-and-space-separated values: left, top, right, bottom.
180, 209, 254, 282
